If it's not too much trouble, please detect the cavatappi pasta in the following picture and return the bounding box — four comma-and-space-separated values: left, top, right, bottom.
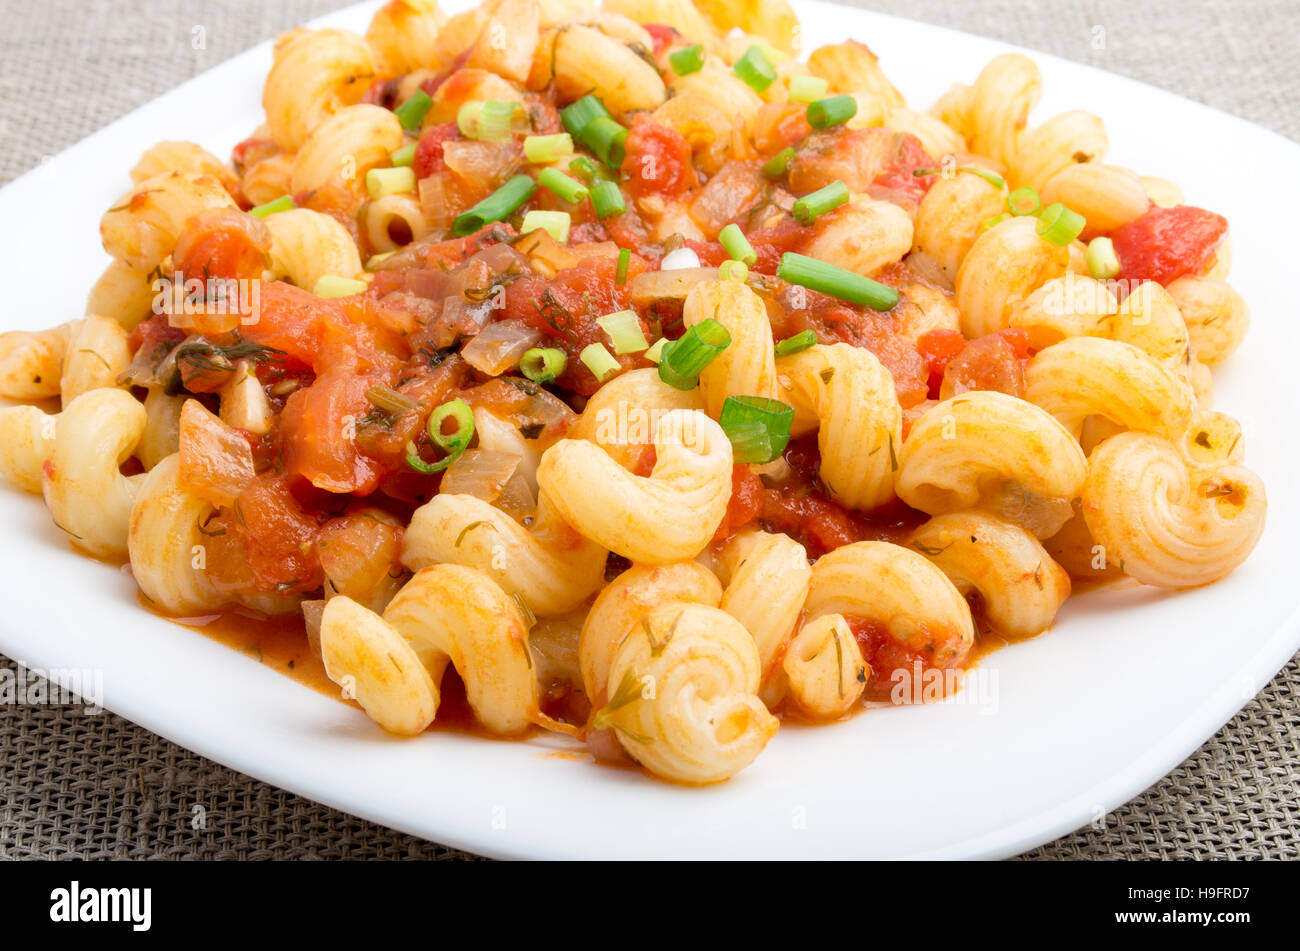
0, 0, 1267, 785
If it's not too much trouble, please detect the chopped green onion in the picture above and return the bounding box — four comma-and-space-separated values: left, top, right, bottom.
393, 89, 433, 131
405, 441, 456, 474
718, 223, 758, 265
312, 276, 367, 298
458, 100, 517, 142
806, 94, 857, 129
561, 95, 611, 138
1007, 186, 1041, 216
762, 146, 795, 179
523, 133, 574, 164
580, 115, 628, 168
389, 142, 417, 167
1036, 202, 1086, 246
520, 347, 567, 384
249, 195, 294, 218
569, 156, 600, 183
658, 318, 731, 390
590, 180, 626, 219
644, 337, 669, 363
580, 342, 621, 382
777, 252, 899, 311
451, 174, 538, 236
427, 398, 475, 455
1086, 236, 1121, 280
537, 167, 588, 204
980, 212, 1010, 234
789, 75, 829, 103
792, 180, 849, 225
719, 260, 748, 282
719, 395, 794, 464
616, 248, 631, 285
959, 166, 1006, 190
773, 329, 817, 357
669, 44, 705, 76
365, 251, 396, 271
366, 166, 416, 198
597, 310, 648, 353
521, 210, 571, 244
733, 45, 777, 93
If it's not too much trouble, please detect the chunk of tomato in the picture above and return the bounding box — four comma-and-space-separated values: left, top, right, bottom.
1112, 205, 1228, 286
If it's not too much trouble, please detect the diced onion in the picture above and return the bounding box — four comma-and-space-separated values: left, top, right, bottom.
460, 319, 543, 376
661, 247, 701, 271
628, 266, 720, 306
439, 449, 522, 503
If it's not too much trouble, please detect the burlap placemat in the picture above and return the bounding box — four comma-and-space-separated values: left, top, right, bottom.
1, 0, 1295, 860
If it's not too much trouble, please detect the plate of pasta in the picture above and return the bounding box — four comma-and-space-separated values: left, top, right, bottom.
0, 0, 1297, 859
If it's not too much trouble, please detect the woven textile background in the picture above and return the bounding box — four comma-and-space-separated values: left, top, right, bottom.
1, 0, 1296, 860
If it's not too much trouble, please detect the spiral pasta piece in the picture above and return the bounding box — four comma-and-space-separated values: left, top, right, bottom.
803, 199, 914, 278
716, 530, 809, 691
579, 561, 721, 706
1039, 163, 1148, 236
552, 24, 666, 119
402, 491, 608, 617
911, 511, 1070, 639
955, 215, 1070, 338
263, 28, 376, 152
1024, 337, 1195, 442
0, 405, 56, 494
263, 209, 363, 289
683, 280, 777, 418
127, 453, 226, 614
912, 169, 1008, 283
86, 260, 156, 331
0, 323, 70, 400
805, 541, 975, 682
775, 343, 902, 512
805, 40, 904, 106
1165, 276, 1251, 366
60, 315, 131, 404
365, 0, 448, 77
967, 53, 1041, 166
537, 408, 732, 564
100, 172, 237, 273
782, 614, 866, 720
567, 368, 704, 469
42, 388, 147, 559
290, 103, 404, 195
896, 391, 1086, 538
1081, 432, 1266, 588
1006, 110, 1108, 192
598, 603, 777, 784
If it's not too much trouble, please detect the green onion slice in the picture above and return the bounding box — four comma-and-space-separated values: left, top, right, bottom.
569, 156, 600, 183
980, 211, 1010, 234
523, 133, 574, 163
792, 180, 849, 225
366, 166, 416, 198
1036, 202, 1086, 246
719, 223, 758, 265
719, 259, 748, 282
1007, 186, 1041, 216
1085, 236, 1121, 280
719, 395, 795, 464
393, 89, 433, 131
616, 248, 631, 285
669, 44, 705, 76
390, 142, 417, 167
590, 180, 626, 220
561, 95, 611, 138
520, 347, 567, 384
312, 276, 367, 299
773, 329, 817, 357
427, 398, 475, 454
762, 146, 795, 179
657, 318, 731, 390
537, 167, 589, 204
597, 309, 648, 353
249, 195, 294, 218
580, 342, 621, 382
789, 75, 829, 103
733, 45, 777, 93
806, 94, 857, 129
777, 252, 899, 311
580, 115, 628, 168
644, 337, 668, 363
451, 174, 537, 236
521, 210, 571, 244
